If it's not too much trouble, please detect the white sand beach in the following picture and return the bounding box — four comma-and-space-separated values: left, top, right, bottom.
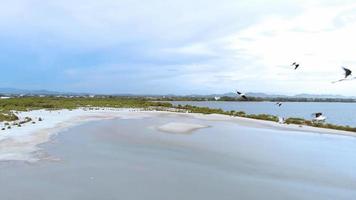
0, 108, 148, 162
0, 108, 355, 162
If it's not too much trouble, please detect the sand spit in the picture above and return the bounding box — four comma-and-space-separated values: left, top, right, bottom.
168, 112, 356, 137
0, 108, 355, 162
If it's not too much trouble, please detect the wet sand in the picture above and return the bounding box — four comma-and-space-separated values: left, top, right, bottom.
0, 112, 356, 200
1, 108, 354, 162
156, 122, 209, 134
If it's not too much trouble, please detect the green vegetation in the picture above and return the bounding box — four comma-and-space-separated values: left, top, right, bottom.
245, 114, 279, 122
313, 123, 356, 132
285, 117, 356, 132
285, 117, 309, 125
0, 97, 355, 133
175, 104, 279, 122
0, 97, 172, 112
176, 104, 226, 114
0, 97, 172, 122
0, 112, 19, 121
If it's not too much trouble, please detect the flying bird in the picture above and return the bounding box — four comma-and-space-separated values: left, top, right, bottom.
332, 67, 355, 83
312, 112, 326, 122
291, 62, 300, 70
343, 67, 352, 78
236, 91, 248, 100
276, 102, 282, 107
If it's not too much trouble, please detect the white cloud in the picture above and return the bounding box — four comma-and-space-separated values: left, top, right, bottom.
1, 0, 356, 95
228, 2, 356, 95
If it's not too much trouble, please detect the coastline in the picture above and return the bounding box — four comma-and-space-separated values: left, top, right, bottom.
0, 108, 355, 162
159, 111, 356, 137
0, 108, 147, 162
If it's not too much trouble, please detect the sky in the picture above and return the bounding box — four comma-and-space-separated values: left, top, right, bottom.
1, 0, 356, 95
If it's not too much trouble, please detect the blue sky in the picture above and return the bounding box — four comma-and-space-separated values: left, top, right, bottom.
1, 0, 356, 95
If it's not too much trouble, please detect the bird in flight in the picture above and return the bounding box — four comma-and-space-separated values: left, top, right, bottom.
312, 112, 326, 122
342, 67, 352, 78
291, 62, 300, 70
236, 91, 248, 100
276, 102, 282, 107
332, 67, 355, 83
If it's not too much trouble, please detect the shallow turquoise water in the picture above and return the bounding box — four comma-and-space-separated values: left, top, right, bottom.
0, 114, 356, 200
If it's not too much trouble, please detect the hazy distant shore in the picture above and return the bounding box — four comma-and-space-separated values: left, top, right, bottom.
0, 108, 355, 162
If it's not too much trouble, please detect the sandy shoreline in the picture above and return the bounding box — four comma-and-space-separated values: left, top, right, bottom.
0, 108, 146, 162
0, 108, 354, 162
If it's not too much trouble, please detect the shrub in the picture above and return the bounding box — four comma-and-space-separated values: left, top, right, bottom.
0, 112, 19, 122
285, 118, 306, 125
245, 114, 279, 122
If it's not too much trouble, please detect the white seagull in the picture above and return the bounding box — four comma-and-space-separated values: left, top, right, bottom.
276, 102, 282, 107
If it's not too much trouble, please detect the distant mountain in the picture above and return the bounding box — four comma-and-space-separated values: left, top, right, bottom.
0, 88, 354, 99
245, 92, 289, 98
0, 88, 53, 95
0, 88, 89, 96
198, 92, 355, 99
292, 93, 355, 99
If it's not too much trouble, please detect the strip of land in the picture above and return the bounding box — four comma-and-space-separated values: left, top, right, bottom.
0, 97, 355, 162
0, 108, 355, 162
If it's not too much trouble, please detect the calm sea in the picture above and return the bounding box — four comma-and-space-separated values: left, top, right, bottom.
169, 101, 356, 126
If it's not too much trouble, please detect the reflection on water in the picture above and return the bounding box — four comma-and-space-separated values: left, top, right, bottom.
0, 114, 356, 200
170, 101, 356, 126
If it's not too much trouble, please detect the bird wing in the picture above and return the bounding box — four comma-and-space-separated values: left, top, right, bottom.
236, 91, 241, 95
294, 64, 299, 70
312, 112, 322, 117
342, 67, 352, 78
332, 78, 347, 84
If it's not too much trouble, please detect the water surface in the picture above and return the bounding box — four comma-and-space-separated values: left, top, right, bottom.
170, 101, 356, 126
0, 114, 356, 200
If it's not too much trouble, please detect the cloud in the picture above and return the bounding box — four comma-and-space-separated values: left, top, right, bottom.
229, 2, 356, 95
0, 0, 355, 95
